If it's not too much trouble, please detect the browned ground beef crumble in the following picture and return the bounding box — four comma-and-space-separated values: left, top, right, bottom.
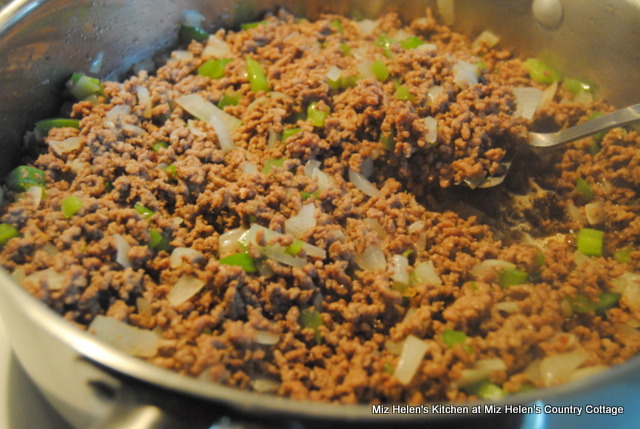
1, 10, 639, 405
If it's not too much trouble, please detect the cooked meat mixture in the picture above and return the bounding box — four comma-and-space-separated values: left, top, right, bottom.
1, 9, 639, 405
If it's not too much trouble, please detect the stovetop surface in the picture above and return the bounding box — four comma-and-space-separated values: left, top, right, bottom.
1, 315, 637, 429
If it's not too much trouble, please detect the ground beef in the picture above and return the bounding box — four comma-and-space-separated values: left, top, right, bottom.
1, 9, 639, 405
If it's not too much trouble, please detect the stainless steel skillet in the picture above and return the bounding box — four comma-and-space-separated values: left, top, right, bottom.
1, 0, 640, 428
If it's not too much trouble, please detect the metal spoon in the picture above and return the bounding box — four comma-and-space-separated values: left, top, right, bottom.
468, 103, 640, 188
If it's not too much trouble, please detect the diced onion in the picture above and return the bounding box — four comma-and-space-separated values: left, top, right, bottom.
175, 94, 241, 151
423, 116, 438, 144
105, 104, 131, 122
620, 273, 640, 310
262, 245, 306, 267
475, 358, 507, 372
472, 30, 500, 48
187, 119, 207, 136
494, 301, 520, 313
326, 65, 343, 81
285, 203, 316, 239
240, 224, 326, 261
437, 0, 455, 25
311, 166, 335, 191
267, 128, 278, 147
413, 260, 442, 285
513, 87, 543, 119
568, 365, 608, 382
390, 254, 410, 286
610, 272, 640, 294
304, 159, 321, 177
395, 335, 429, 385
171, 50, 194, 61
121, 123, 147, 135
356, 58, 374, 79
218, 228, 246, 258
136, 297, 153, 317
202, 35, 232, 59
136, 86, 152, 119
26, 185, 43, 208
349, 168, 381, 198
170, 247, 204, 268
408, 221, 425, 234
539, 80, 558, 107
113, 234, 132, 268
89, 315, 160, 357
356, 19, 379, 35
566, 202, 586, 224
457, 358, 507, 388
49, 136, 82, 155
427, 85, 444, 108
416, 43, 437, 52
354, 245, 386, 272
539, 349, 588, 386
167, 274, 205, 307
240, 162, 258, 175
255, 330, 279, 345
251, 378, 281, 393
23, 268, 65, 290
470, 259, 515, 278
585, 200, 606, 225
452, 61, 478, 88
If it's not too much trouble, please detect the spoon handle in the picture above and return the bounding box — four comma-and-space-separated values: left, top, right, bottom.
530, 103, 640, 148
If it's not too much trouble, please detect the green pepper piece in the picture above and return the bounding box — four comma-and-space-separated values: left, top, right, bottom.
375, 34, 395, 58
35, 118, 80, 135
499, 267, 529, 288
285, 240, 304, 256
307, 102, 330, 127
219, 252, 257, 273
152, 141, 169, 152
149, 228, 173, 252
380, 128, 396, 151
339, 43, 351, 55
262, 158, 286, 174
576, 228, 604, 257
596, 292, 621, 312
563, 77, 593, 94
441, 329, 467, 347
163, 164, 177, 177
179, 25, 209, 43
567, 293, 597, 314
299, 307, 323, 344
61, 195, 83, 218
246, 57, 270, 93
0, 223, 20, 246
241, 20, 267, 30
394, 85, 415, 101
383, 362, 394, 374
401, 36, 424, 49
371, 60, 390, 82
134, 203, 155, 219
68, 72, 103, 100
6, 166, 46, 192
217, 92, 241, 108
197, 58, 231, 79
473, 381, 506, 400
576, 177, 594, 202
281, 127, 302, 142
614, 247, 633, 264
330, 19, 343, 34
301, 191, 319, 200
523, 58, 560, 85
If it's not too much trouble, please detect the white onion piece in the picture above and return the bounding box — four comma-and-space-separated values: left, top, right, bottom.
574, 90, 593, 105
437, 0, 455, 25
385, 340, 403, 355
539, 80, 558, 107
617, 273, 640, 310
390, 255, 410, 286
513, 87, 543, 119
539, 349, 588, 386
585, 201, 606, 225
262, 245, 306, 267
413, 260, 442, 285
360, 157, 374, 178
475, 358, 507, 372
423, 116, 438, 144
89, 315, 160, 357
175, 94, 240, 150
106, 104, 131, 122
395, 335, 428, 385
187, 119, 207, 136
356, 19, 379, 35
349, 168, 381, 198
470, 259, 515, 278
427, 85, 444, 108
304, 159, 321, 177
171, 50, 194, 61
573, 250, 590, 268
240, 162, 258, 175
452, 61, 478, 88
408, 221, 425, 234
218, 228, 246, 257
566, 202, 586, 224
255, 330, 279, 345
26, 185, 43, 208
49, 136, 82, 155
136, 85, 152, 118
136, 297, 153, 317
251, 378, 280, 393
472, 30, 500, 48
457, 358, 507, 388
167, 274, 205, 307
285, 204, 316, 239
416, 43, 437, 52
11, 267, 26, 284
113, 234, 132, 268
326, 65, 343, 82
23, 268, 65, 290
610, 272, 640, 294
122, 123, 147, 135
494, 301, 520, 313
267, 128, 278, 148
202, 35, 232, 59
42, 243, 58, 256
354, 246, 386, 272
312, 167, 335, 191
356, 58, 374, 79
170, 247, 204, 268
363, 218, 387, 239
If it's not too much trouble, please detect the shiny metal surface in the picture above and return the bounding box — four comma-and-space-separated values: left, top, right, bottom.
530, 103, 640, 148
0, 0, 639, 428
